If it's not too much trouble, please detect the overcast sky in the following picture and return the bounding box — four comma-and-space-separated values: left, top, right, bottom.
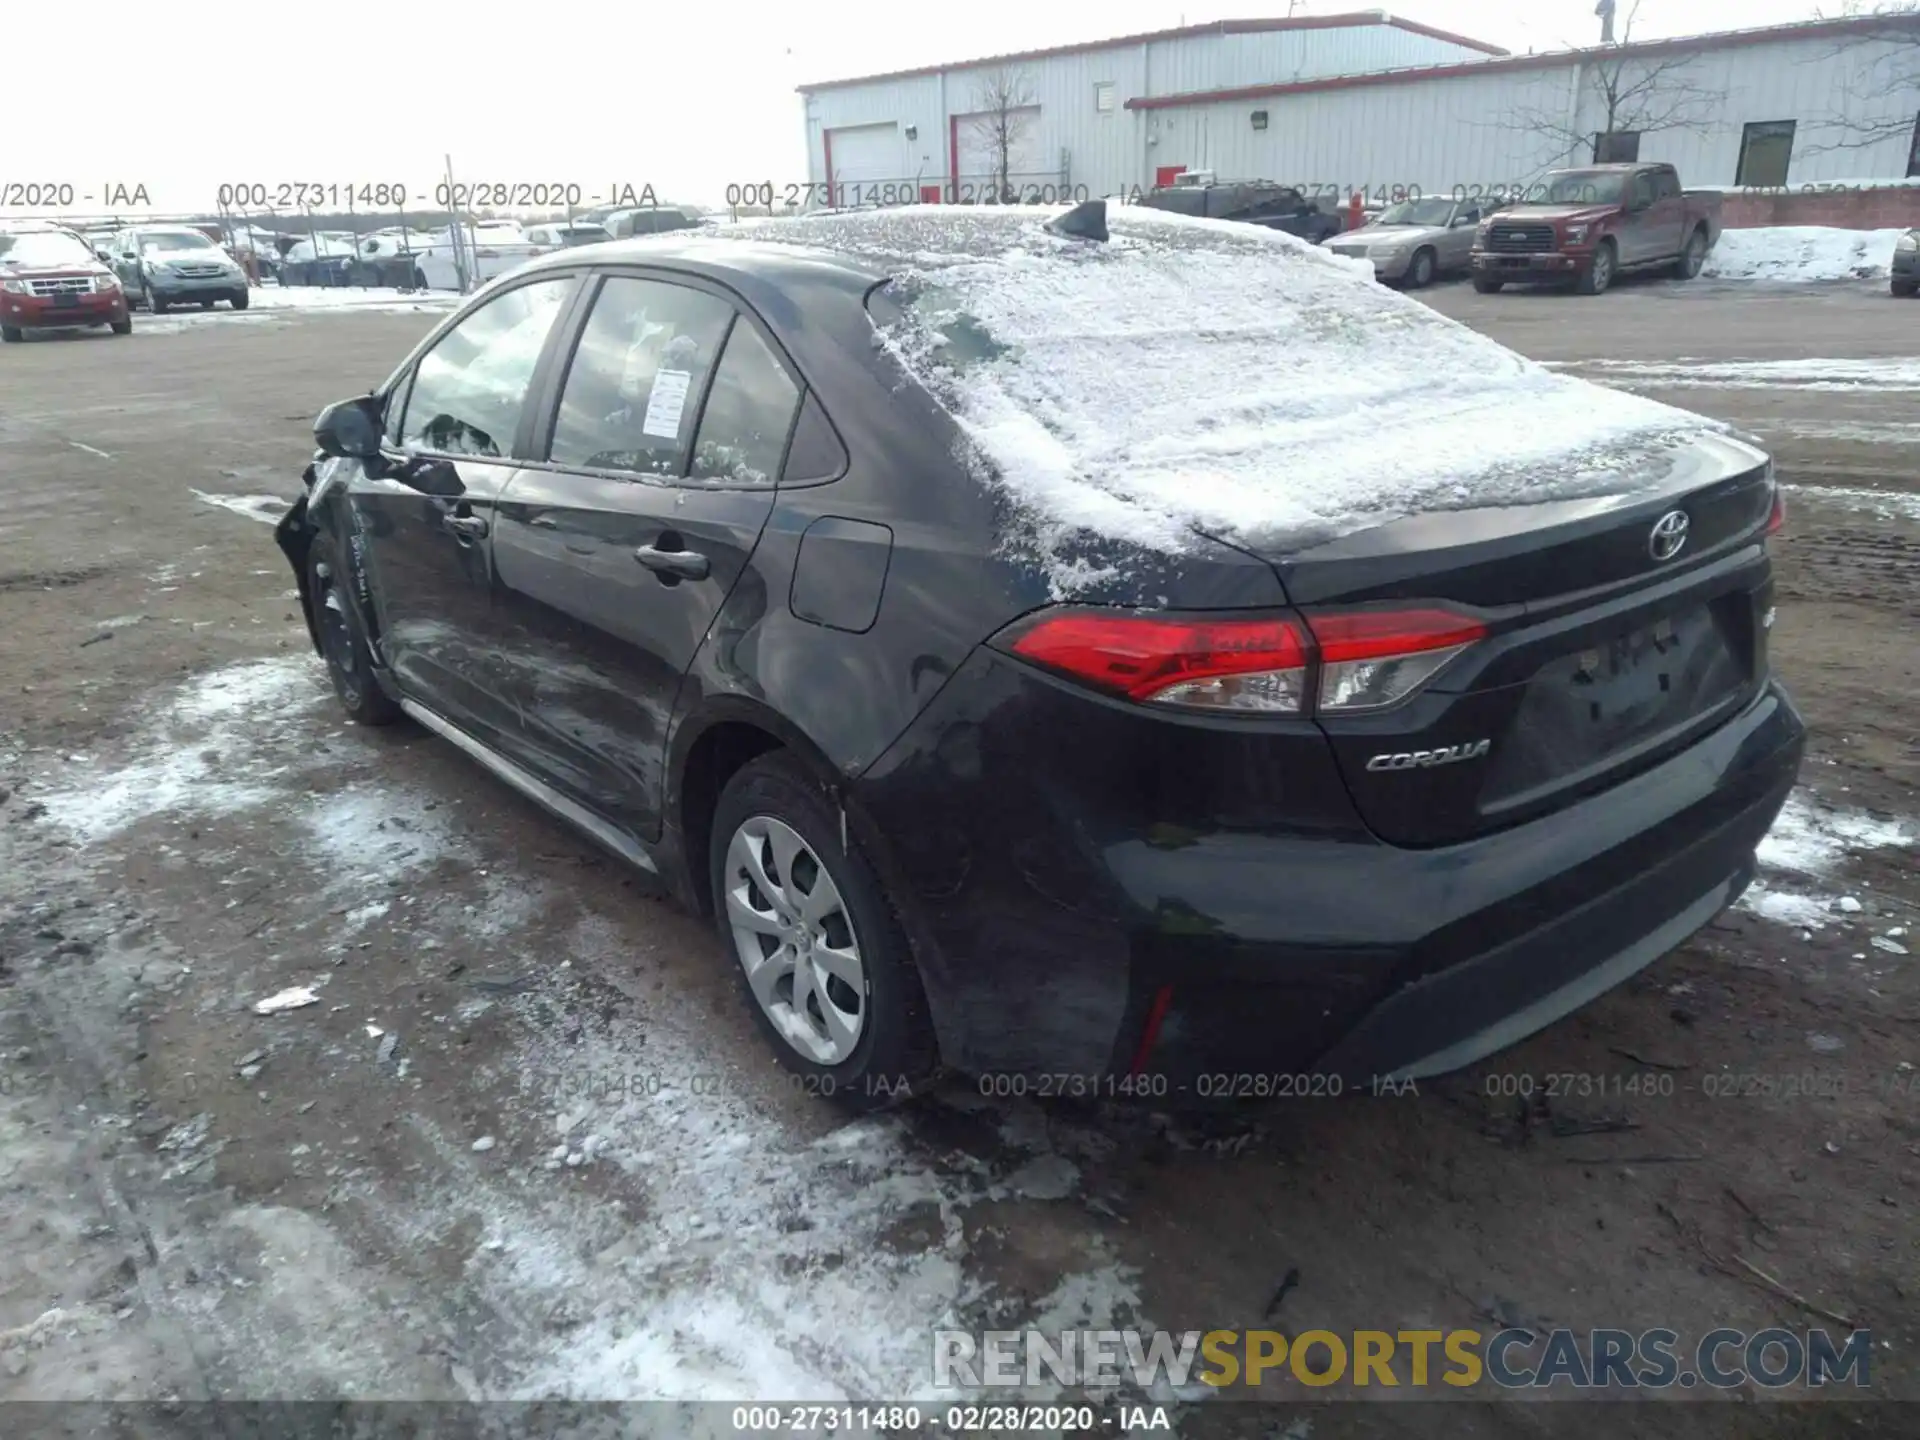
7, 0, 1840, 218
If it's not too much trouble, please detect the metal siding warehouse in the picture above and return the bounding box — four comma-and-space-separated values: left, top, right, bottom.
798, 10, 1920, 201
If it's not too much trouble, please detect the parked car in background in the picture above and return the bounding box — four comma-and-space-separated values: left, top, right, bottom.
1470, 163, 1722, 295
524, 222, 612, 251
414, 221, 540, 291
275, 204, 1800, 1107
0, 224, 131, 341
1892, 229, 1918, 296
277, 233, 359, 287
1138, 175, 1342, 244
605, 206, 703, 239
107, 226, 249, 312
351, 228, 443, 288
1323, 196, 1484, 287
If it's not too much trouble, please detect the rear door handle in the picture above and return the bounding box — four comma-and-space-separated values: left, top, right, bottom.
633, 544, 709, 580
443, 513, 489, 538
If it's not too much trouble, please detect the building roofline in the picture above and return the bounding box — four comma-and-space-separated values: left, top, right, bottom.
795, 11, 1508, 94
1125, 12, 1920, 110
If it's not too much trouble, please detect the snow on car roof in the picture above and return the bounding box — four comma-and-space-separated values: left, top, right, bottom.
714, 206, 1728, 580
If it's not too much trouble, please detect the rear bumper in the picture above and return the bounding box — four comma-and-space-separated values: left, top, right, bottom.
3, 291, 128, 328
856, 653, 1804, 1090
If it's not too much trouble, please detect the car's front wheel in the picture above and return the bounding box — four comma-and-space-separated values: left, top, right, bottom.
1472, 275, 1504, 293
1575, 241, 1615, 295
109, 318, 132, 336
230, 289, 249, 311
0, 325, 22, 343
709, 754, 939, 1109
1893, 278, 1918, 297
308, 536, 401, 726
146, 284, 169, 315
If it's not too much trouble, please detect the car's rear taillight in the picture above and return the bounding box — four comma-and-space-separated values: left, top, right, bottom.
1002, 611, 1311, 713
1306, 607, 1487, 713
1766, 485, 1786, 536
995, 604, 1487, 716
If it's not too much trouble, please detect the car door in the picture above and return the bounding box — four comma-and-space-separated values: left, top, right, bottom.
487, 271, 802, 838
348, 273, 578, 751
1443, 204, 1479, 271
1618, 170, 1658, 265
112, 231, 143, 292
1646, 168, 1687, 260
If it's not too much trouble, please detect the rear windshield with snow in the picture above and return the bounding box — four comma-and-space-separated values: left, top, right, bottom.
726, 208, 1723, 580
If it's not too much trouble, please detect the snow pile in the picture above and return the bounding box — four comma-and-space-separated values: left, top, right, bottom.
1550, 356, 1920, 392
1703, 226, 1907, 283
1742, 791, 1916, 929
715, 207, 1725, 588
250, 285, 458, 311
1783, 483, 1920, 522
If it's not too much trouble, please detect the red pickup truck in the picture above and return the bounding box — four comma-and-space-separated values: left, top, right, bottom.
1469, 163, 1722, 296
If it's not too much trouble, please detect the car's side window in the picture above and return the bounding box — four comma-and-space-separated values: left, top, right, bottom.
547, 276, 733, 478
397, 276, 573, 459
1631, 173, 1655, 208
687, 319, 801, 488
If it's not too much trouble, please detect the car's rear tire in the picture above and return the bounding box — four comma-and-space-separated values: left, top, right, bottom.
198, 300, 213, 310
1575, 241, 1616, 295
709, 753, 940, 1110
1472, 275, 1504, 294
1405, 247, 1436, 289
1673, 226, 1708, 279
1893, 278, 1918, 297
307, 535, 401, 727
109, 318, 132, 336
230, 289, 249, 311
0, 325, 21, 343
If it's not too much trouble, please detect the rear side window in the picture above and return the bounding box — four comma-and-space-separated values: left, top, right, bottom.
548, 276, 732, 477
688, 321, 801, 487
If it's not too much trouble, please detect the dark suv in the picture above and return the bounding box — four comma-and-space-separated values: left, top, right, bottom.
277, 206, 1802, 1108
1138, 178, 1342, 244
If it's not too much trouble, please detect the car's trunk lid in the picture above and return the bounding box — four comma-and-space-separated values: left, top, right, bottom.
1211, 433, 1778, 846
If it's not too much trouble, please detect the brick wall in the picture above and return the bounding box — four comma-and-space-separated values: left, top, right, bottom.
1720, 186, 1920, 230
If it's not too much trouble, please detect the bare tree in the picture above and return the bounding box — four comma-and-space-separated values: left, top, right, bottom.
1503, 3, 1726, 170
968, 67, 1038, 202
1797, 2, 1920, 160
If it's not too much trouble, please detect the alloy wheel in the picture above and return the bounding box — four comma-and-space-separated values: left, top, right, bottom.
723, 815, 867, 1065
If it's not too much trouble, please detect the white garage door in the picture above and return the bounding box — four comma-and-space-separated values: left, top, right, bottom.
825, 122, 903, 201
953, 106, 1048, 194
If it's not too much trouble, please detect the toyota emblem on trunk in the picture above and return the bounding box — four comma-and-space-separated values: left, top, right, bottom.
1649, 509, 1690, 562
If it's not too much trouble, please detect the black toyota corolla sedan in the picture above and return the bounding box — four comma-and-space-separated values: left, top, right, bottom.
276, 202, 1803, 1108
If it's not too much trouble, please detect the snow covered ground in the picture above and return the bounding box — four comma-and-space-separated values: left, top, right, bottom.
249, 284, 459, 311
1703, 226, 1907, 283
1742, 792, 1915, 939
1544, 355, 1920, 391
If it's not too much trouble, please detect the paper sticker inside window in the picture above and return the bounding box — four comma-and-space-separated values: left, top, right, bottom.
642, 369, 692, 439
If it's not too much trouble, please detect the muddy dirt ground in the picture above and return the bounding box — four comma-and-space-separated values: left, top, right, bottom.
0, 280, 1915, 1439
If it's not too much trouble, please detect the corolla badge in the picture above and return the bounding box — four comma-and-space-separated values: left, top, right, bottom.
1365, 740, 1492, 772
1649, 509, 1690, 562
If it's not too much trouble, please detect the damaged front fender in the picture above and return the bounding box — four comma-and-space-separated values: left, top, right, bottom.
276, 467, 321, 657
